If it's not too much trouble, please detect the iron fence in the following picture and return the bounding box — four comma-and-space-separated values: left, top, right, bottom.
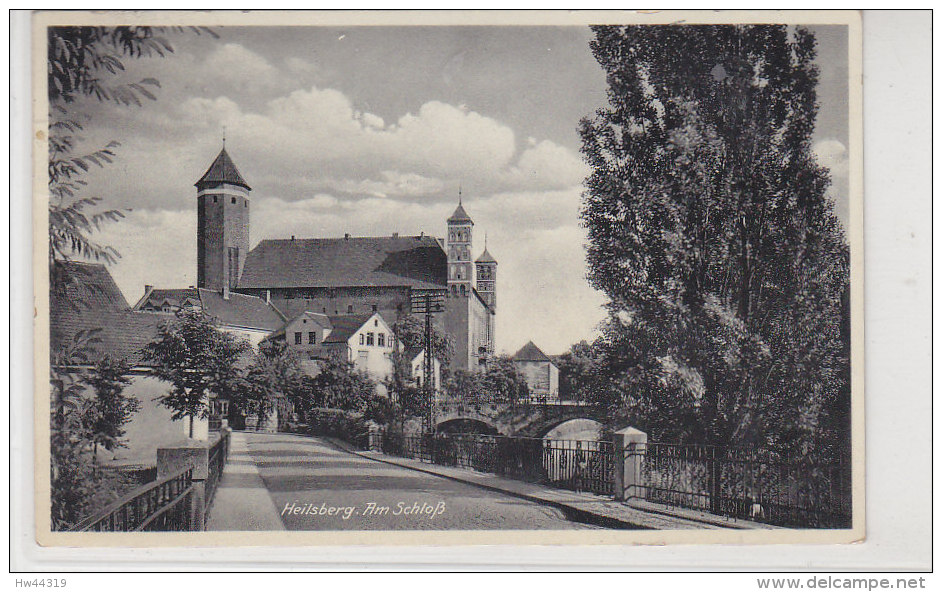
69, 466, 195, 532
631, 443, 851, 528
381, 431, 614, 496
204, 429, 230, 508
69, 429, 232, 532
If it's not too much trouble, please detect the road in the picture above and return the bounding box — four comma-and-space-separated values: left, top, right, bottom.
235, 431, 596, 530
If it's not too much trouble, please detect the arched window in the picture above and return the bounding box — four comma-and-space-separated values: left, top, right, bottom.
460, 285, 466, 296
451, 285, 457, 295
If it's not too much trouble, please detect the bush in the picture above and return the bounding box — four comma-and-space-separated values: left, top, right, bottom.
289, 408, 374, 449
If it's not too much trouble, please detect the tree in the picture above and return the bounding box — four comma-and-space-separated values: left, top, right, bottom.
579, 26, 849, 454
81, 355, 139, 459
239, 341, 305, 429
308, 357, 378, 412
49, 329, 102, 529
143, 311, 249, 438
392, 314, 453, 369
48, 26, 215, 303
480, 356, 530, 405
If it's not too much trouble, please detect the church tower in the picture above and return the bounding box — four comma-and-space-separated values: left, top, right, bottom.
446, 191, 473, 298
195, 146, 251, 292
475, 237, 497, 312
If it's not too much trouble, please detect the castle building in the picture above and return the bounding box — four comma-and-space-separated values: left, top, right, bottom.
179, 146, 498, 372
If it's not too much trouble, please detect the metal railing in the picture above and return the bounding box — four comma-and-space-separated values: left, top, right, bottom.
204, 429, 230, 507
631, 443, 851, 528
69, 466, 195, 532
381, 432, 615, 496
69, 429, 232, 532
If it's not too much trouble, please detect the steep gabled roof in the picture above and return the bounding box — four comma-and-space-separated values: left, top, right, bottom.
322, 314, 374, 344
50, 261, 162, 365
197, 289, 285, 331
512, 341, 552, 362
195, 148, 251, 191
237, 235, 447, 290
52, 260, 130, 314
266, 311, 332, 341
447, 203, 473, 224
402, 346, 425, 362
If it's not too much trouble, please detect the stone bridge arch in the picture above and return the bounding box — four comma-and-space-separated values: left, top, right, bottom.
432, 400, 606, 438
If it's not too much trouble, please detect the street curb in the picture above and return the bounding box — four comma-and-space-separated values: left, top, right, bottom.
321, 436, 664, 530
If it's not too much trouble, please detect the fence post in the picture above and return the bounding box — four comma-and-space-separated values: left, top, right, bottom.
613, 426, 647, 502
157, 441, 210, 531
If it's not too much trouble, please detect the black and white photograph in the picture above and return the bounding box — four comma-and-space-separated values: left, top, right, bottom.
35, 10, 863, 545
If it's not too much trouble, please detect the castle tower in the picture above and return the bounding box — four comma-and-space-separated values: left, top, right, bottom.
446, 192, 473, 298
195, 146, 251, 291
475, 237, 497, 312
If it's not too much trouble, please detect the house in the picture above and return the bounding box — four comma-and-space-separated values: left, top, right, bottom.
403, 346, 442, 395
266, 311, 397, 388
512, 341, 560, 403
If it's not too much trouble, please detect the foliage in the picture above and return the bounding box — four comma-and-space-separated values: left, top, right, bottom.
441, 357, 529, 405
143, 311, 249, 438
80, 355, 139, 454
480, 356, 530, 403
239, 341, 305, 428
48, 26, 214, 275
307, 357, 379, 412
579, 25, 850, 454
292, 408, 374, 448
392, 314, 453, 369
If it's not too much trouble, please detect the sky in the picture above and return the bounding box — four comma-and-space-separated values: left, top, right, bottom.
65, 25, 849, 356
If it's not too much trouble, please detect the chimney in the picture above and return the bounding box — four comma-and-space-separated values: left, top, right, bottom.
420, 231, 424, 238
392, 232, 399, 238
266, 289, 271, 305
144, 284, 153, 294
291, 235, 295, 241
223, 285, 230, 300
344, 233, 350, 240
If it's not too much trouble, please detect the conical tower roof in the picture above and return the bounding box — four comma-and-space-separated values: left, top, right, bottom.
195, 147, 251, 191
447, 202, 473, 224
475, 248, 497, 264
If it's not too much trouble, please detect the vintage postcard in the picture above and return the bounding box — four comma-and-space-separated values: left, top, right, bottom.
34, 10, 864, 547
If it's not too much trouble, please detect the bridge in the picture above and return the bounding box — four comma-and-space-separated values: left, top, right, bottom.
432, 399, 607, 439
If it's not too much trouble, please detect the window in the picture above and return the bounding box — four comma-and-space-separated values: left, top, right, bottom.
460, 285, 467, 296
377, 333, 385, 347
244, 201, 247, 208
359, 334, 365, 345
308, 332, 316, 344
347, 304, 354, 313
231, 197, 236, 204
366, 332, 375, 346
294, 332, 302, 345
451, 285, 457, 295
372, 304, 377, 312
213, 196, 218, 203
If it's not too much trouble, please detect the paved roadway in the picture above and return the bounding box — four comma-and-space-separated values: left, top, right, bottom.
239, 431, 596, 530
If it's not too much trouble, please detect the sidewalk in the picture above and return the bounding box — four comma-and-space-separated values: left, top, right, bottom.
206, 431, 285, 531
327, 438, 776, 531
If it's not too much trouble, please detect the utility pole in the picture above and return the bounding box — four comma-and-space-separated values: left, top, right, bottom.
411, 291, 444, 434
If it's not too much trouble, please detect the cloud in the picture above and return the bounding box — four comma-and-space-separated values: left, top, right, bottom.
77, 83, 587, 212
202, 44, 281, 90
